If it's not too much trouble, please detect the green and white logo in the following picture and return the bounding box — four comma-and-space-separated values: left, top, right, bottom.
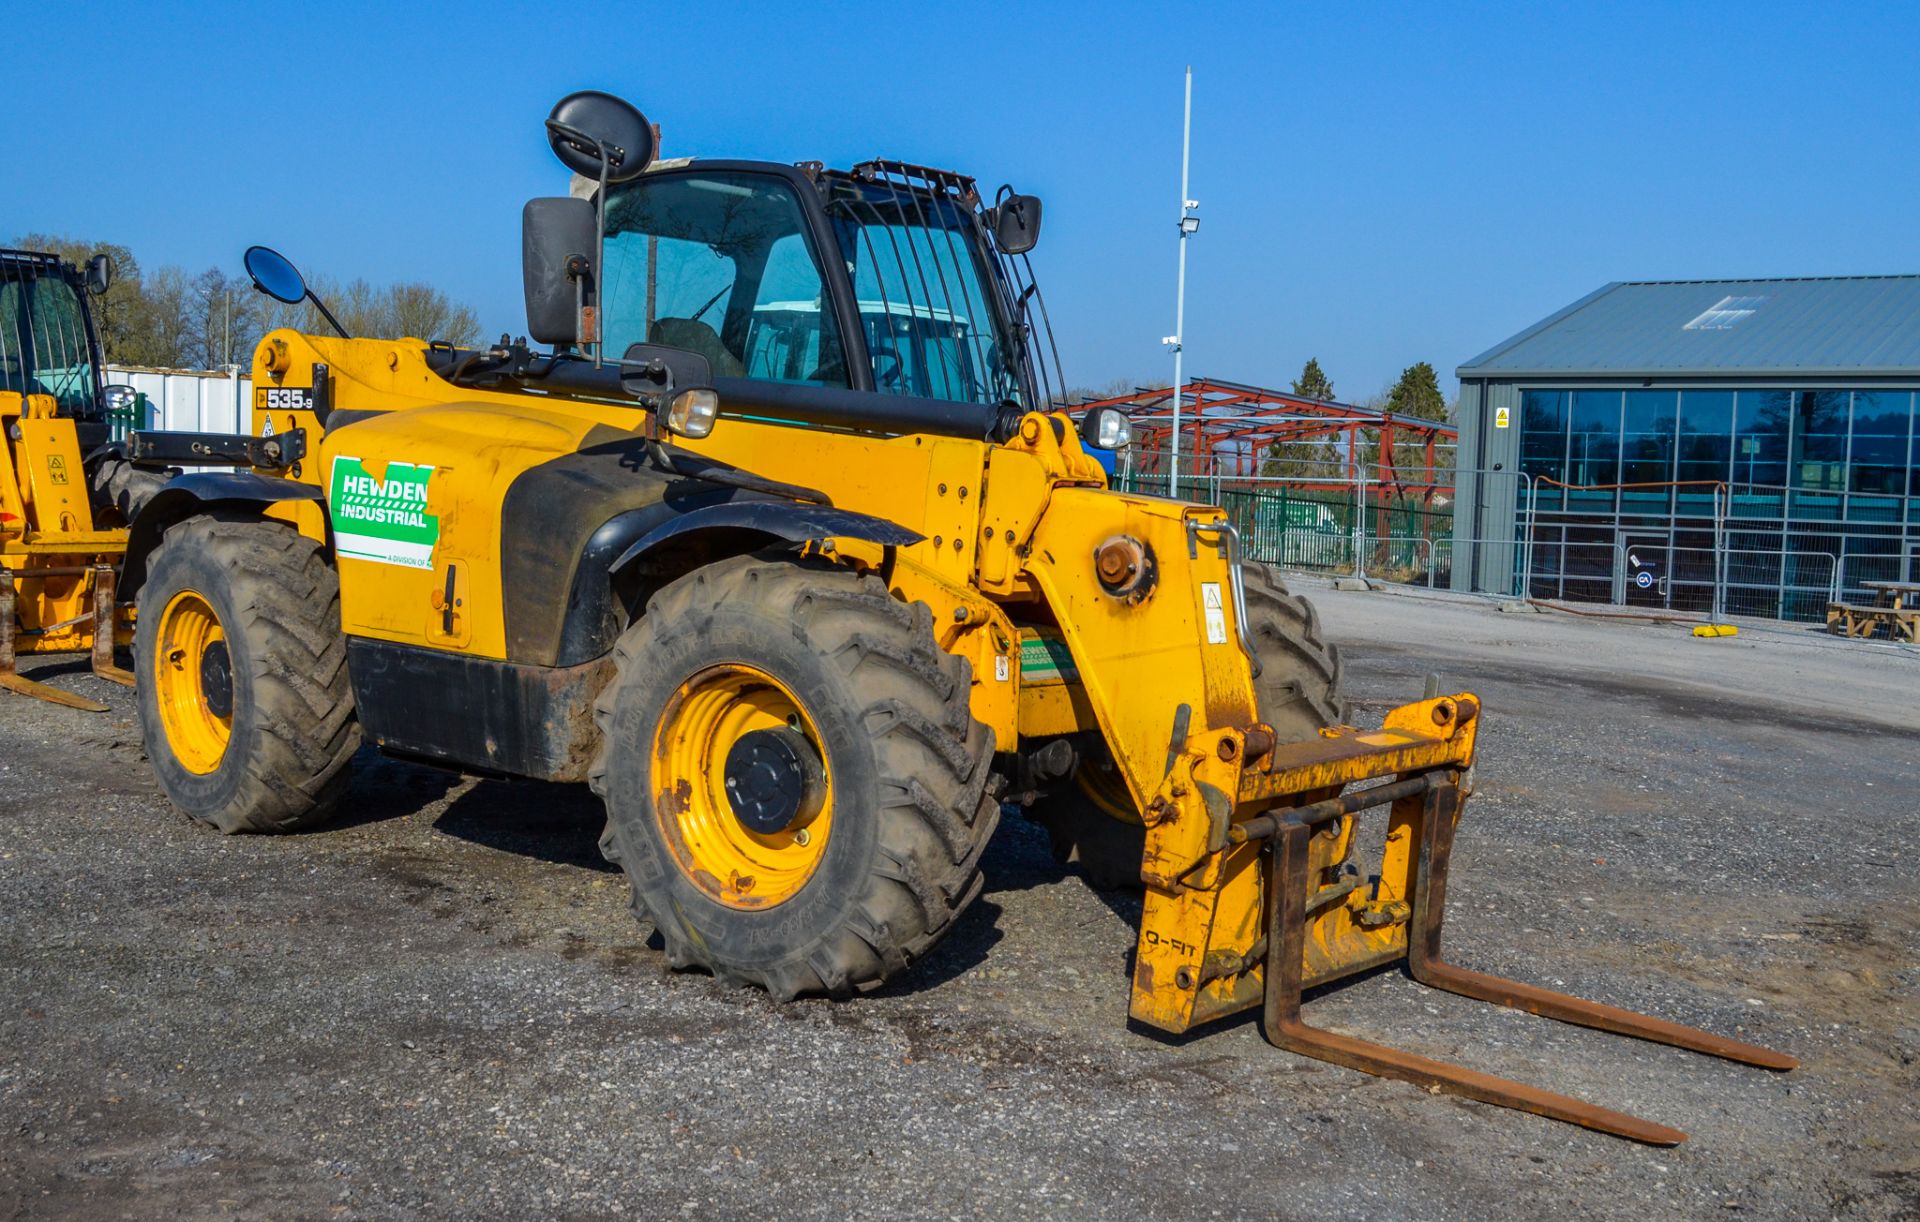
1019, 634, 1079, 684
329, 456, 439, 569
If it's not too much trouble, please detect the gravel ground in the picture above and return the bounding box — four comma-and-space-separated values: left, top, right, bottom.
2, 579, 1915, 1219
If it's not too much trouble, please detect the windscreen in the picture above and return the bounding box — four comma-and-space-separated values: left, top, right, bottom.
0, 266, 100, 416
600, 172, 850, 388
824, 182, 1020, 407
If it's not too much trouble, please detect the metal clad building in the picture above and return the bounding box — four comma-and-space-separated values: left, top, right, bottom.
1453, 276, 1920, 616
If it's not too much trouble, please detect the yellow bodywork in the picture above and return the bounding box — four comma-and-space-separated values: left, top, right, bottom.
0, 392, 130, 671
238, 329, 1483, 1039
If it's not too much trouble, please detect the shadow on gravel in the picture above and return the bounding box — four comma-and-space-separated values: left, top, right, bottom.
869, 897, 1006, 995
863, 818, 1077, 995
432, 778, 619, 873
1121, 961, 1405, 1048
322, 747, 464, 832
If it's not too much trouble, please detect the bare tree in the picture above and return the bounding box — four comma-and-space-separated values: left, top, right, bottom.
11, 233, 487, 368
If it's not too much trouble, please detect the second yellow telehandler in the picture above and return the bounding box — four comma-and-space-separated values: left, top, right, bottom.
0, 247, 155, 709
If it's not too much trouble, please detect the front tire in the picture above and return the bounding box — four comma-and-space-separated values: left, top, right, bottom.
136, 514, 359, 833
590, 553, 999, 1000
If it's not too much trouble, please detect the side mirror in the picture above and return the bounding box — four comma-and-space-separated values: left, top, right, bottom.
991, 191, 1043, 255
620, 342, 718, 439
546, 91, 656, 184
523, 197, 597, 347
244, 245, 308, 305
242, 244, 350, 338
85, 254, 112, 296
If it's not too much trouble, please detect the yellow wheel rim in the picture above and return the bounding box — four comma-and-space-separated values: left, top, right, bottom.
1075, 753, 1144, 825
153, 591, 233, 774
651, 663, 832, 910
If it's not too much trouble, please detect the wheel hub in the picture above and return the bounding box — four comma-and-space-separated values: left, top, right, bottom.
724, 727, 824, 834
199, 639, 233, 719
650, 663, 835, 910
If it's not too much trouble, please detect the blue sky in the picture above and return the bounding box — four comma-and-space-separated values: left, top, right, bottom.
9, 1, 1917, 400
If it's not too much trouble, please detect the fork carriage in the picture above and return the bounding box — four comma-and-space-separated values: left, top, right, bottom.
1129, 692, 1795, 1146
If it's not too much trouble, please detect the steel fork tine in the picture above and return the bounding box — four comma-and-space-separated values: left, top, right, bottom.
1409, 782, 1798, 1072
1409, 960, 1797, 1071
1262, 813, 1690, 1146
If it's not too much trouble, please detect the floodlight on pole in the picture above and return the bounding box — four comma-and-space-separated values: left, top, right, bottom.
1165, 66, 1197, 498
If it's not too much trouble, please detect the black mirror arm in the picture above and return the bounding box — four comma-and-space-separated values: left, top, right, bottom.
305, 291, 351, 341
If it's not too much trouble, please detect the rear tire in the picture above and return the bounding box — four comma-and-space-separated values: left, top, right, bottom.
1034, 562, 1348, 887
136, 514, 359, 833
590, 552, 999, 1000
88, 456, 173, 527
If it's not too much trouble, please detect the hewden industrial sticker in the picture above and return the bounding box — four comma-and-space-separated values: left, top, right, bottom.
1201, 582, 1228, 644
329, 456, 439, 569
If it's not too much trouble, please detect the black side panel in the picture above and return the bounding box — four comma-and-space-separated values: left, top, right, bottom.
500, 432, 746, 667
121, 474, 326, 599
501, 430, 922, 668
348, 637, 612, 782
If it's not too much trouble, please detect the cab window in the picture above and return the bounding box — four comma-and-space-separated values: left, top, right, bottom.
601, 172, 848, 387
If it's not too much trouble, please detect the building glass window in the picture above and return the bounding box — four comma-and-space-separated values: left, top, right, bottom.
1848, 391, 1913, 496
1518, 389, 1567, 484
1620, 389, 1678, 485
1732, 390, 1792, 489
1567, 390, 1621, 487
1791, 391, 1849, 491
1676, 390, 1734, 488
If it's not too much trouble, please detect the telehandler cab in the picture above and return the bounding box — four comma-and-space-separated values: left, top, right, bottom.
120, 91, 1792, 1143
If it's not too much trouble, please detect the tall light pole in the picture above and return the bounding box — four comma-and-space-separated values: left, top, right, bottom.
1163, 66, 1199, 498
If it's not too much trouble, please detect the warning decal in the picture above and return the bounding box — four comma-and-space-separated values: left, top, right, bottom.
329, 456, 439, 569
1201, 582, 1228, 644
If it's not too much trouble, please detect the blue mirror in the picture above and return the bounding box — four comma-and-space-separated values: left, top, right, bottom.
244, 245, 307, 305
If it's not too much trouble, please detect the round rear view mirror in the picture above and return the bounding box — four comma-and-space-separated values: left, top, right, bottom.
545, 91, 655, 184
243, 245, 307, 305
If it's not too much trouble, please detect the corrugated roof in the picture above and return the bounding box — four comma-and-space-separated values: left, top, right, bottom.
1458, 275, 1920, 377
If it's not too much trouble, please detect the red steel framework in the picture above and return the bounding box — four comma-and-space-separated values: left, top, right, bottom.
1074, 376, 1456, 501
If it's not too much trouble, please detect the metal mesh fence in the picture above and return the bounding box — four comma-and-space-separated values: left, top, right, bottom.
1109, 459, 1915, 628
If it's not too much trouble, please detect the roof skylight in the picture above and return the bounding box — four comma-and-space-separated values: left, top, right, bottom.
1683, 295, 1767, 331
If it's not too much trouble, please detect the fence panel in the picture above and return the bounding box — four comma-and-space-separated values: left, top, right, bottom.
1085, 456, 1914, 629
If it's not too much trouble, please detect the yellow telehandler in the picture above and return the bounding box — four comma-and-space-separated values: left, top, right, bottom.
116, 91, 1791, 1143
0, 248, 152, 709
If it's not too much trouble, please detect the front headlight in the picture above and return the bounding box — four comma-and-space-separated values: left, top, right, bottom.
103, 384, 138, 413
666, 387, 719, 439
1080, 406, 1132, 451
